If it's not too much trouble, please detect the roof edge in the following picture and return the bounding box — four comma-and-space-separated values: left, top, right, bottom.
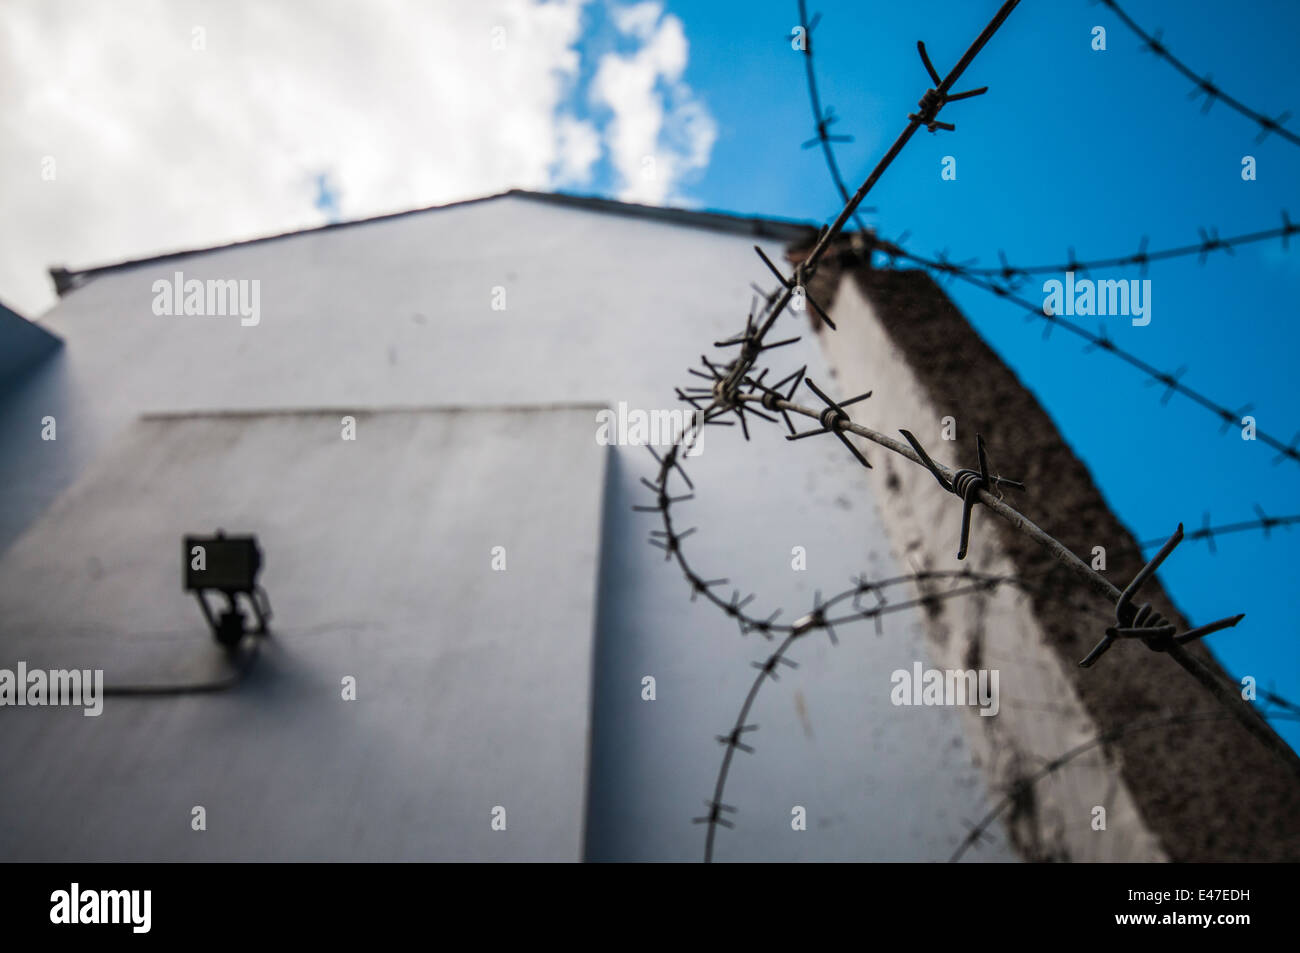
49, 189, 823, 297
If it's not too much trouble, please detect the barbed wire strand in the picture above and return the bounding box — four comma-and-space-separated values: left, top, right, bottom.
949, 700, 1300, 862
866, 235, 1300, 466
793, 0, 873, 231
1096, 0, 1300, 149
1134, 508, 1298, 553
694, 569, 1110, 863
952, 217, 1297, 279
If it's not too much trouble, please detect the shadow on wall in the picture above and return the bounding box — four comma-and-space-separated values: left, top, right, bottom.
584, 447, 649, 861
0, 349, 86, 557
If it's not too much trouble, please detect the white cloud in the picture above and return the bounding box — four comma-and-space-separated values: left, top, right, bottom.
0, 0, 716, 317
553, 115, 602, 185
612, 1, 664, 42
589, 2, 716, 205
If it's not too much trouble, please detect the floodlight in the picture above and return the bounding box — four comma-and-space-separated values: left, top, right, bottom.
183, 531, 272, 648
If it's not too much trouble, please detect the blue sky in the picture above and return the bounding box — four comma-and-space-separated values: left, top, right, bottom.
628, 0, 1300, 748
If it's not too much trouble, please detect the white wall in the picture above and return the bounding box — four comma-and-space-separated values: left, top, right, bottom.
0, 194, 1014, 861
0, 407, 603, 861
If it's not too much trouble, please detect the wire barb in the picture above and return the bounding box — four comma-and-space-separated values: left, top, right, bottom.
753, 244, 837, 331
787, 377, 873, 468
908, 41, 990, 133
1079, 524, 1246, 667
692, 799, 738, 829
899, 431, 1024, 560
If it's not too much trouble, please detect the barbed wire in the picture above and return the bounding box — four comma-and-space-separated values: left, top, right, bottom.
950, 697, 1300, 862
950, 217, 1298, 279
1259, 688, 1300, 719
665, 468, 1299, 863
863, 233, 1300, 466
736, 390, 1255, 671
650, 408, 1298, 860
792, 0, 873, 232
784, 7, 1300, 854
691, 567, 1113, 863
635, 0, 1300, 860
647, 423, 1297, 860
1134, 507, 1299, 553
675, 480, 1300, 862
790, 5, 1300, 467
791, 7, 1296, 274
1095, 0, 1300, 149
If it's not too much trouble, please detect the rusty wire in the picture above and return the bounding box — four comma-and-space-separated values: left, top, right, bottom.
1096, 0, 1300, 148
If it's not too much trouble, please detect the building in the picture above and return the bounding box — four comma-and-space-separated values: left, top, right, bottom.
1, 190, 1295, 861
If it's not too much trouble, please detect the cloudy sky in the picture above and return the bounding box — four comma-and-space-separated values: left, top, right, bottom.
0, 0, 716, 316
